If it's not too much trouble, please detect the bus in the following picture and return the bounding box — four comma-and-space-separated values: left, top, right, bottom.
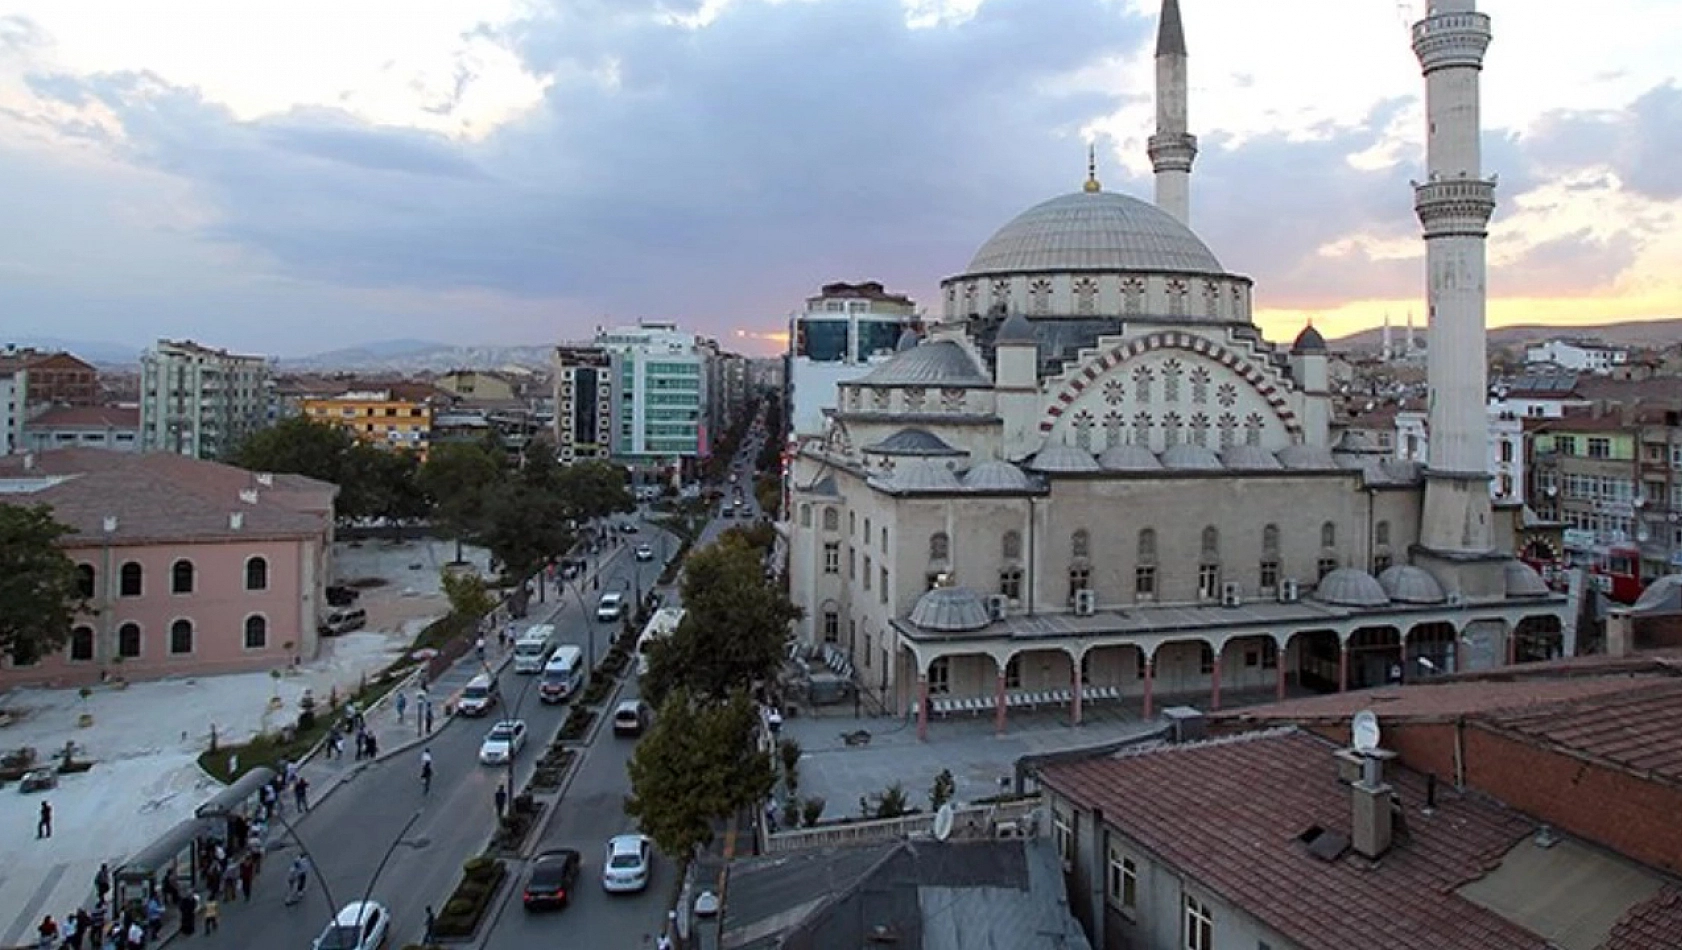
636, 607, 686, 678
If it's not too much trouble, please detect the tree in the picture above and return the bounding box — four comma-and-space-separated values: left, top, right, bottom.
553, 460, 636, 522
626, 690, 775, 867
417, 442, 503, 562
440, 569, 497, 621
0, 504, 84, 664
229, 416, 405, 522
642, 534, 802, 705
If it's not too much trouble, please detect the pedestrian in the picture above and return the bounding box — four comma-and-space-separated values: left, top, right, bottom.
283, 758, 297, 787
365, 732, 379, 759
331, 730, 345, 760
94, 863, 111, 901
36, 915, 57, 950
36, 800, 51, 838
175, 894, 194, 937
200, 896, 219, 935
658, 932, 674, 950
72, 908, 91, 950
494, 784, 508, 819
294, 775, 310, 811
144, 894, 163, 940
326, 724, 341, 759
423, 906, 436, 945
395, 692, 407, 724
221, 861, 239, 903
88, 901, 106, 939
239, 854, 255, 901
475, 636, 486, 662
126, 916, 146, 950
424, 704, 435, 736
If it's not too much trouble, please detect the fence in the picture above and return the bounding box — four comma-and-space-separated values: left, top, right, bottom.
761, 797, 1041, 854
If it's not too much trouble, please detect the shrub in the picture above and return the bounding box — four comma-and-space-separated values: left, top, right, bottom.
462, 856, 495, 877
801, 797, 826, 827
443, 898, 474, 918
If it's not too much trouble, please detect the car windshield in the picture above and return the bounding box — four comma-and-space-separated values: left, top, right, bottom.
317, 924, 362, 950
464, 685, 489, 700
609, 852, 642, 869
615, 709, 638, 721
489, 724, 517, 740
530, 860, 571, 886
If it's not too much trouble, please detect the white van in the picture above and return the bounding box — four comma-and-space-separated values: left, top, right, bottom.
512, 624, 557, 673
458, 673, 498, 717
538, 646, 585, 704
596, 592, 626, 623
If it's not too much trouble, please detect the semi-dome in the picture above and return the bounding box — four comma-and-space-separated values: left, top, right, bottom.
996, 312, 1037, 346
1504, 560, 1552, 599
865, 428, 966, 457
1029, 444, 1101, 473
964, 190, 1225, 276
1160, 444, 1223, 470
1313, 568, 1391, 608
856, 340, 991, 387
1378, 565, 1447, 605
1220, 444, 1283, 470
1098, 443, 1163, 471
1276, 444, 1338, 470
963, 460, 1035, 492
909, 587, 994, 632
1291, 324, 1327, 354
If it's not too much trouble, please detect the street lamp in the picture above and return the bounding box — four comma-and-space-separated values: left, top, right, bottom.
267, 806, 428, 918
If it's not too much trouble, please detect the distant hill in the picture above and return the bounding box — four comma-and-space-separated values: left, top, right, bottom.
1330, 318, 1682, 352
276, 341, 566, 373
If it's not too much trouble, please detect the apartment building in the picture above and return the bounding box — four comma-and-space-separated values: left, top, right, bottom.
552, 346, 615, 464
301, 382, 443, 458
139, 339, 271, 459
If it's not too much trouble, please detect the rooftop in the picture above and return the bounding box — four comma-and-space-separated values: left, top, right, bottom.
22, 405, 139, 428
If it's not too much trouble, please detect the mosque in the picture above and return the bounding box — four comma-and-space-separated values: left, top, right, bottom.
783, 0, 1568, 737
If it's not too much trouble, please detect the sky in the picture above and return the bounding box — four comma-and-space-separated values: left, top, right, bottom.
0, 0, 1678, 359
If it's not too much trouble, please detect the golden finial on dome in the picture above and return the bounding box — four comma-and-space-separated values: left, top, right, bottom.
1083, 143, 1102, 193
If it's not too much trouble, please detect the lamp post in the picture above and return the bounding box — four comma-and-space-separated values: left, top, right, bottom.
268, 806, 428, 918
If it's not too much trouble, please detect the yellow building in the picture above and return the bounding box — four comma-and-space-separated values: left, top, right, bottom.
435, 370, 518, 403
302, 387, 435, 458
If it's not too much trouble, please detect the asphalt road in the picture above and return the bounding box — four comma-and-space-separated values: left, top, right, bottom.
198, 526, 669, 950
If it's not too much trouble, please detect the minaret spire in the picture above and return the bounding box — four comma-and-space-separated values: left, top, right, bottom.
1149, 0, 1196, 226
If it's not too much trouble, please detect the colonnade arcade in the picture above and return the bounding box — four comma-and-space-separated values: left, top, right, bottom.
894, 610, 1565, 741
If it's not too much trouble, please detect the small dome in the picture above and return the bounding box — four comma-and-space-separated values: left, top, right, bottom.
1160, 444, 1223, 471
909, 587, 994, 632
878, 461, 963, 493
1276, 444, 1338, 470
1098, 443, 1164, 471
1028, 444, 1101, 473
1378, 565, 1447, 605
963, 460, 1034, 492
866, 428, 965, 457
1291, 324, 1327, 354
1504, 560, 1552, 599
857, 340, 991, 387
1313, 568, 1391, 608
996, 312, 1036, 346
1220, 444, 1283, 470
896, 329, 921, 352
1632, 574, 1682, 613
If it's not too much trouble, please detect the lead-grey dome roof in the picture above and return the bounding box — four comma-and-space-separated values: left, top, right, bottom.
1504, 560, 1552, 599
865, 428, 966, 457
873, 461, 963, 493
1314, 568, 1391, 608
996, 312, 1036, 345
1160, 444, 1223, 470
1028, 444, 1101, 473
1221, 444, 1283, 470
1378, 565, 1447, 605
1098, 443, 1163, 471
964, 191, 1225, 276
1276, 444, 1339, 470
963, 460, 1034, 492
855, 340, 991, 387
909, 587, 994, 632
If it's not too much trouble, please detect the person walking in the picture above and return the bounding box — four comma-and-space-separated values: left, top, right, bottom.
239, 853, 255, 901
494, 784, 508, 820
365, 732, 379, 759
422, 906, 436, 945
420, 748, 434, 795
144, 894, 163, 941
424, 703, 435, 736
36, 800, 51, 838
94, 863, 111, 902
475, 636, 486, 662
395, 692, 408, 724
175, 894, 195, 936
294, 775, 310, 812
200, 896, 219, 935
285, 857, 309, 906
35, 914, 57, 950
220, 861, 239, 903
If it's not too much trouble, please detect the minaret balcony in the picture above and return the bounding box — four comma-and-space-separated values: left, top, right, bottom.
1412, 12, 1491, 72
1413, 178, 1496, 237
1147, 133, 1198, 172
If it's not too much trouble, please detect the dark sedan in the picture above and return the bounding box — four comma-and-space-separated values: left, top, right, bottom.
522, 849, 582, 911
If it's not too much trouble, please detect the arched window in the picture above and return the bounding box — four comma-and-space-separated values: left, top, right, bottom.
1262, 524, 1280, 555
70, 626, 95, 662
118, 623, 142, 658
75, 564, 96, 599
822, 507, 839, 531
1320, 521, 1337, 549
244, 615, 268, 650
929, 532, 950, 562
171, 559, 195, 595
1072, 529, 1091, 560
119, 562, 143, 597
1375, 520, 1391, 546
245, 557, 269, 592
1201, 526, 1220, 559
799, 504, 812, 528
1002, 530, 1022, 561
169, 619, 193, 655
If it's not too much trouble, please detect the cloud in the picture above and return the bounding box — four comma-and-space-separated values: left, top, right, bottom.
1527, 81, 1682, 203
1492, 228, 1639, 298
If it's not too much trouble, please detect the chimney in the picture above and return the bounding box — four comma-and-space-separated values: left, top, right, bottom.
1351, 750, 1397, 860
1605, 609, 1634, 658
239, 489, 259, 505
102, 515, 119, 533
229, 512, 245, 530
22, 452, 34, 470
1162, 706, 1205, 743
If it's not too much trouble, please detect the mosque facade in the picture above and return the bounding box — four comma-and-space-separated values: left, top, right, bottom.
783, 0, 1567, 736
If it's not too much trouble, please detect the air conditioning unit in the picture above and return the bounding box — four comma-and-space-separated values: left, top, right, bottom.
1220, 582, 1242, 608
1073, 589, 1097, 616
985, 594, 1009, 621
1279, 579, 1301, 603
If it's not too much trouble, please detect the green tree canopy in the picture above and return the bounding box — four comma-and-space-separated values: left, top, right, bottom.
554, 459, 637, 521
0, 504, 84, 664
229, 416, 416, 522
643, 533, 801, 705
626, 689, 775, 866
417, 441, 504, 559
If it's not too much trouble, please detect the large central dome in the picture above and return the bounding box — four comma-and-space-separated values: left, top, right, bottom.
965, 190, 1224, 276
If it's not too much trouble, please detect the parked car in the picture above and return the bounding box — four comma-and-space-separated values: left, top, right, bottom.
478, 719, 528, 765
312, 901, 389, 950
634, 544, 654, 562
612, 700, 652, 737
522, 849, 582, 911
601, 834, 653, 893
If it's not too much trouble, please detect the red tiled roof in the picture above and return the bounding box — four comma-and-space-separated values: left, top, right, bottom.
1210, 675, 1672, 727
1607, 887, 1682, 950
1041, 729, 1548, 950
1483, 679, 1682, 789
0, 448, 333, 545
23, 405, 139, 428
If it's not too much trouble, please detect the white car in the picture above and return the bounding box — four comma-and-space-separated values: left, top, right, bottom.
313, 901, 389, 950
479, 719, 528, 765
635, 544, 654, 562
601, 834, 653, 893
596, 592, 625, 622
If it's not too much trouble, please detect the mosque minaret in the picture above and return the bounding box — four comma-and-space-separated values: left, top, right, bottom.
1147, 0, 1196, 227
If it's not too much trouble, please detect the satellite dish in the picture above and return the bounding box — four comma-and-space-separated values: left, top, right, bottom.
1351, 710, 1381, 754
933, 803, 956, 841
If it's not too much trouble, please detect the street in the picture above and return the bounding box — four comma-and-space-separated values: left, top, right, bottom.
197, 526, 669, 950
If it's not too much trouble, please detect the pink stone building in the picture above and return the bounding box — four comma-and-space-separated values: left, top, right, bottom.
0, 448, 336, 689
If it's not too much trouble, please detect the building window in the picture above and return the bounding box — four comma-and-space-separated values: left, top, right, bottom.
824, 543, 840, 574
245, 557, 269, 591
1069, 567, 1091, 601
1588, 437, 1611, 459
849, 511, 856, 535
1556, 435, 1577, 456
120, 562, 143, 597
823, 508, 839, 531
930, 532, 950, 562
800, 504, 812, 528
823, 610, 840, 643
864, 557, 872, 590
1500, 440, 1514, 463
1375, 521, 1390, 546
1003, 530, 1022, 560
1184, 895, 1214, 950
1260, 559, 1280, 591
70, 626, 96, 662
1318, 557, 1338, 580
75, 564, 96, 599
881, 527, 888, 552
1199, 644, 1215, 674
865, 517, 872, 540
928, 657, 950, 694
118, 623, 142, 658
244, 615, 268, 650
1053, 812, 1074, 870
1108, 849, 1138, 911
1072, 529, 1090, 560
1320, 521, 1336, 549
880, 567, 889, 604
169, 619, 194, 655
1000, 568, 1023, 601
1197, 564, 1220, 600
1136, 566, 1157, 599
1261, 639, 1278, 669
171, 559, 195, 595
